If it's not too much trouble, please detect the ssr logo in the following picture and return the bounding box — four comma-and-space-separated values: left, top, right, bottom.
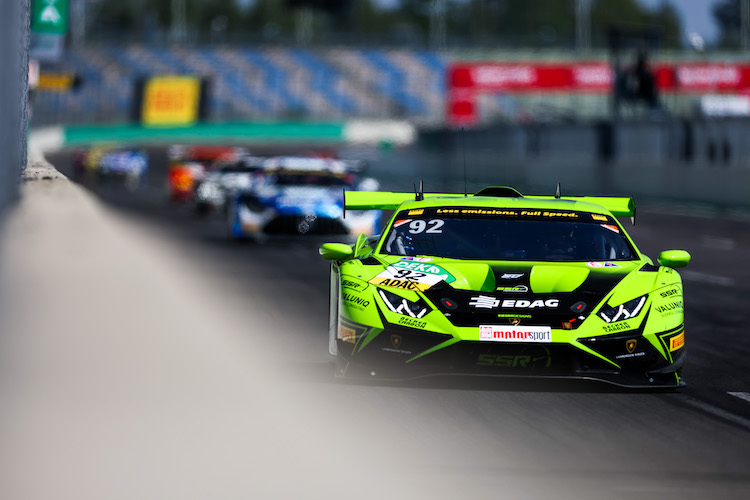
477, 350, 551, 369
660, 288, 679, 298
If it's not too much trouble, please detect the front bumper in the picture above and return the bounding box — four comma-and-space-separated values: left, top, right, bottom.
336, 320, 685, 388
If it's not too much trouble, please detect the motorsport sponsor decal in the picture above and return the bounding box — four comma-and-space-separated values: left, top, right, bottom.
496, 285, 529, 293
602, 321, 632, 333
500, 273, 524, 279
654, 300, 683, 316
659, 287, 680, 298
669, 332, 685, 351
470, 296, 559, 309
586, 261, 621, 268
601, 224, 620, 233
479, 325, 552, 343
496, 313, 532, 318
591, 214, 608, 222
407, 209, 424, 216
393, 219, 412, 228
398, 317, 427, 329
391, 260, 455, 282
434, 209, 578, 218
343, 293, 370, 310
399, 256, 433, 262
342, 278, 368, 292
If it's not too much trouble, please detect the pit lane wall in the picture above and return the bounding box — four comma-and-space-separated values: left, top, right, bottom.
0, 0, 29, 210
422, 117, 750, 209
29, 120, 417, 151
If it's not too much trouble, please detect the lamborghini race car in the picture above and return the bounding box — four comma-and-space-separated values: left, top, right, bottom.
225, 156, 380, 238
320, 186, 690, 388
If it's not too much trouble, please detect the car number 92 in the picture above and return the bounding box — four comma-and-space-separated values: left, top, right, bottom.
408, 220, 444, 234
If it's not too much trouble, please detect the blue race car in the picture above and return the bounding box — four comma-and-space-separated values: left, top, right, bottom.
225, 156, 380, 239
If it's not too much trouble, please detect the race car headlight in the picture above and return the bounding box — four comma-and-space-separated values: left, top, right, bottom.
378, 289, 428, 319
598, 295, 647, 323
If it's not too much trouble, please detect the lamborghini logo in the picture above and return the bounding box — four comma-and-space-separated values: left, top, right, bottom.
391, 334, 402, 349
509, 317, 521, 326
626, 339, 637, 353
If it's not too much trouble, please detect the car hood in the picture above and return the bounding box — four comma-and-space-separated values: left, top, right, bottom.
369, 257, 656, 326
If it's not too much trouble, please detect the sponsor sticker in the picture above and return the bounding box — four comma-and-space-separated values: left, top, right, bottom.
654, 300, 683, 316
343, 293, 370, 310
370, 262, 454, 291
407, 209, 424, 215
586, 261, 621, 268
338, 325, 356, 342
602, 322, 632, 333
496, 285, 529, 293
399, 256, 433, 263
393, 219, 412, 227
342, 278, 367, 292
470, 296, 559, 310
660, 288, 679, 298
500, 273, 525, 279
601, 224, 620, 233
591, 214, 608, 221
670, 332, 685, 351
398, 317, 427, 329
479, 325, 552, 343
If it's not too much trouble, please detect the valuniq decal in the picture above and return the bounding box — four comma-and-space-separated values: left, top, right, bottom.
343, 293, 370, 310
654, 300, 683, 315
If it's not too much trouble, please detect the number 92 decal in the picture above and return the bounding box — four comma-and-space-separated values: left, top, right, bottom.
408, 219, 444, 234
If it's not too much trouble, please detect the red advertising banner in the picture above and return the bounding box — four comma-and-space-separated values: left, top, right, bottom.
448, 61, 750, 125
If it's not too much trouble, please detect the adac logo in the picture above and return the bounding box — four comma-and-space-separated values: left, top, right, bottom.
626, 339, 637, 353
391, 334, 402, 349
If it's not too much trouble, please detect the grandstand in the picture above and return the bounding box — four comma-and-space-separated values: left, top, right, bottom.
32, 47, 448, 126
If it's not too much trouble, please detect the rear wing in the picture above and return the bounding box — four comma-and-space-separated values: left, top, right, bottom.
344, 190, 635, 218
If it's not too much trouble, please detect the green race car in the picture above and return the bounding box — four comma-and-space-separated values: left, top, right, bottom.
319, 187, 689, 388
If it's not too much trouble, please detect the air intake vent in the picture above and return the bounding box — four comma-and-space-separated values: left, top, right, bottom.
474, 186, 524, 198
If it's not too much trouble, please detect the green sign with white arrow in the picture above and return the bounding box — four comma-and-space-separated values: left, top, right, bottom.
31, 0, 69, 35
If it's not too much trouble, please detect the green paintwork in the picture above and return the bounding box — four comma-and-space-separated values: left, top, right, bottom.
319, 243, 353, 261
344, 187, 635, 217
530, 265, 590, 293
657, 250, 691, 268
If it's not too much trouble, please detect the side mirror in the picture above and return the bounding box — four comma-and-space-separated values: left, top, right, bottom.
319, 242, 354, 261
657, 250, 691, 268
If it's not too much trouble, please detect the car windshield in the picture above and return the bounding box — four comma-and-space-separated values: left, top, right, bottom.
380, 207, 637, 261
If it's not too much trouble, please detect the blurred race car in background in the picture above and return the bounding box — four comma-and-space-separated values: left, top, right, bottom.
73, 145, 148, 188
167, 145, 246, 202
320, 186, 690, 388
193, 155, 266, 214
226, 156, 380, 239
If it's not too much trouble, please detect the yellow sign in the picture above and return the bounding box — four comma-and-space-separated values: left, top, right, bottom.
669, 332, 685, 351
38, 72, 75, 91
141, 76, 200, 126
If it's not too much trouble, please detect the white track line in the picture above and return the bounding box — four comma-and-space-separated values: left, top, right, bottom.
728, 392, 750, 404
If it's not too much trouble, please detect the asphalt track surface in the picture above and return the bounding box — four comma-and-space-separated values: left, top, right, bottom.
49, 146, 750, 498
